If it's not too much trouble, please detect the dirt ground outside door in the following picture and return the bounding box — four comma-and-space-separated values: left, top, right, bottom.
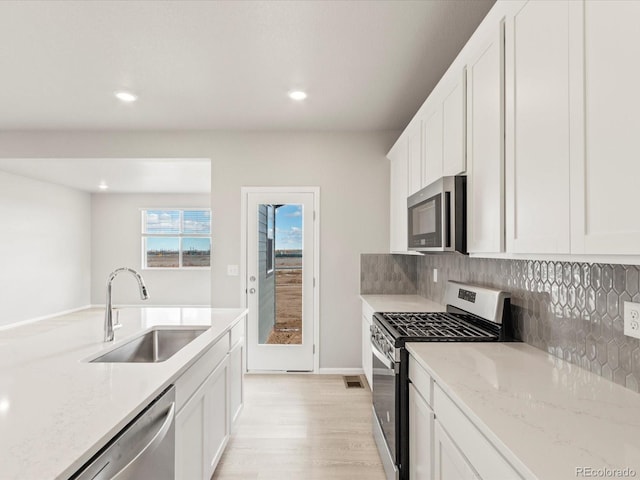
266, 256, 302, 344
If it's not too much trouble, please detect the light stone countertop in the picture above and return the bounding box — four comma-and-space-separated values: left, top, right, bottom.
0, 306, 247, 480
360, 294, 445, 313
407, 342, 640, 480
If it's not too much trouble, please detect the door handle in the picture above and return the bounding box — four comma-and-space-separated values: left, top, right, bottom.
249, 288, 256, 294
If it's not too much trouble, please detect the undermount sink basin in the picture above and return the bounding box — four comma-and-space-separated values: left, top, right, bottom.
91, 328, 209, 363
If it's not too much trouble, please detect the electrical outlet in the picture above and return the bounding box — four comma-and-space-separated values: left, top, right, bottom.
433, 268, 438, 283
624, 301, 640, 339
227, 265, 239, 276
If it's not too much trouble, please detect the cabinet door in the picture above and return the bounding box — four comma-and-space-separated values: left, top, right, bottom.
570, 1, 640, 254
407, 121, 423, 196
177, 357, 229, 480
505, 0, 571, 254
433, 421, 479, 480
442, 70, 466, 177
362, 316, 372, 389
176, 381, 207, 480
466, 22, 505, 253
204, 357, 229, 479
389, 140, 410, 253
409, 384, 434, 480
423, 107, 444, 187
229, 340, 244, 429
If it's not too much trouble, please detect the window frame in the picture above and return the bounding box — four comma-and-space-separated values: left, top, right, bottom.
141, 208, 212, 270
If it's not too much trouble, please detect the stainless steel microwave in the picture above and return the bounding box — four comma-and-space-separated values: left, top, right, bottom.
407, 175, 466, 253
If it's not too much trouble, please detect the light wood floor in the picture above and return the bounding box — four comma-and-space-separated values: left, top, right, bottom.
212, 374, 386, 480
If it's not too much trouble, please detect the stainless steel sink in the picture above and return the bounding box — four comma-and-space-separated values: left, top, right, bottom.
91, 328, 208, 363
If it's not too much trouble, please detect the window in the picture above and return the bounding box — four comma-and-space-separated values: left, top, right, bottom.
266, 205, 275, 275
142, 209, 211, 269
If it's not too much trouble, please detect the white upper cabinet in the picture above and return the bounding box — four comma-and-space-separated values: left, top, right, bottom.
570, 1, 640, 255
407, 121, 423, 196
442, 70, 467, 177
389, 139, 410, 253
505, 0, 572, 254
466, 21, 505, 254
423, 107, 444, 187
388, 0, 640, 260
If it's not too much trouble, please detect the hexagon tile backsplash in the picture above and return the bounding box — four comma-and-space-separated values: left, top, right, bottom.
360, 253, 640, 392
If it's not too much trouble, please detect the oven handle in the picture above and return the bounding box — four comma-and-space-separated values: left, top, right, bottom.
371, 341, 394, 370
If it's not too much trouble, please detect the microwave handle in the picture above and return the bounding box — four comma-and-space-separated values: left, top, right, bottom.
444, 191, 451, 249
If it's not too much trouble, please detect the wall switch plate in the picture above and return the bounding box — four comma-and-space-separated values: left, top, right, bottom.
433, 268, 438, 283
227, 265, 239, 276
624, 301, 640, 339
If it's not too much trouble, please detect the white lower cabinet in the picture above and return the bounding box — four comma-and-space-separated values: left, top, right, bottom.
362, 315, 372, 389
409, 383, 434, 480
361, 301, 374, 389
176, 356, 229, 480
433, 421, 479, 480
409, 355, 523, 480
228, 338, 244, 428
176, 383, 206, 480
175, 321, 246, 480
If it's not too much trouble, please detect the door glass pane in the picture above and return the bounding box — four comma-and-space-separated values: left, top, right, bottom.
258, 204, 303, 345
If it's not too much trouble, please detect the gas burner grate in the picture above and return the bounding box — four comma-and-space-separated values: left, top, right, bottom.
379, 312, 498, 340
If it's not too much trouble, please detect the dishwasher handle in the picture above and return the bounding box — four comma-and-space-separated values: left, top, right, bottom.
112, 402, 175, 480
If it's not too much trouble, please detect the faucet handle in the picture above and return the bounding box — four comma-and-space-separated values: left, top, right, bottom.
113, 309, 122, 330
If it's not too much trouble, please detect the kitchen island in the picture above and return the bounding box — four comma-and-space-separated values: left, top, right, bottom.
0, 306, 247, 480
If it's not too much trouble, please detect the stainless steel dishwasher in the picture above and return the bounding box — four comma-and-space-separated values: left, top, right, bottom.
71, 386, 175, 480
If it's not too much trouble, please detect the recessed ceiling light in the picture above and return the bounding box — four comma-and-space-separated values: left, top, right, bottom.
114, 91, 138, 103
98, 182, 109, 190
289, 90, 307, 101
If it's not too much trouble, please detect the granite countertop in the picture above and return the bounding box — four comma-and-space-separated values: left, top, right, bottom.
360, 294, 445, 313
0, 306, 247, 480
407, 342, 640, 480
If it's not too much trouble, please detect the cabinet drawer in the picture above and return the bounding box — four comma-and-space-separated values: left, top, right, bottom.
176, 333, 229, 412
434, 385, 523, 480
362, 301, 375, 324
230, 320, 245, 348
409, 355, 433, 406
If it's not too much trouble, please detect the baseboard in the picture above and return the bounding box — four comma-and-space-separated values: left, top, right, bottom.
245, 368, 365, 375
89, 304, 212, 308
0, 305, 93, 331
318, 368, 365, 375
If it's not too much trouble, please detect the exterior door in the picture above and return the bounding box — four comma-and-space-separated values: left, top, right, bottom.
245, 190, 316, 372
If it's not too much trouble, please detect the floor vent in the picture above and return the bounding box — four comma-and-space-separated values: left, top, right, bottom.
343, 375, 364, 389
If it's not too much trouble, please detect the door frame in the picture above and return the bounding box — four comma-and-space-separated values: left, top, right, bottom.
240, 186, 320, 373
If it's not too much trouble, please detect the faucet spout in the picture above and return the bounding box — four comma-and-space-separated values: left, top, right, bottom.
104, 267, 149, 342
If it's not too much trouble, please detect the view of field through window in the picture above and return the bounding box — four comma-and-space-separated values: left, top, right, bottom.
142, 209, 211, 268
262, 204, 303, 345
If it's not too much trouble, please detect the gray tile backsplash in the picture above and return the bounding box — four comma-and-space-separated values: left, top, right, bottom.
360, 254, 417, 294
361, 253, 640, 392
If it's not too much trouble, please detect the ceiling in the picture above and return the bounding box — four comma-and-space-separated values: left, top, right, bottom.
0, 0, 494, 131
0, 158, 211, 193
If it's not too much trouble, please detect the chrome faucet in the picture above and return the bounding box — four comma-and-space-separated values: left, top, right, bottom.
105, 267, 149, 342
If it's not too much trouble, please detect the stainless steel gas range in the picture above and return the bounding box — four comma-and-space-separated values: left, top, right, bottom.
370, 281, 515, 480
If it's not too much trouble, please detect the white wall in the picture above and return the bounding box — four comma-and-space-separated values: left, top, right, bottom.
0, 170, 91, 326
0, 131, 394, 368
91, 193, 211, 307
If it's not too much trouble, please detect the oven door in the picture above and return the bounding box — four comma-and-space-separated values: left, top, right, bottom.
372, 341, 398, 480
